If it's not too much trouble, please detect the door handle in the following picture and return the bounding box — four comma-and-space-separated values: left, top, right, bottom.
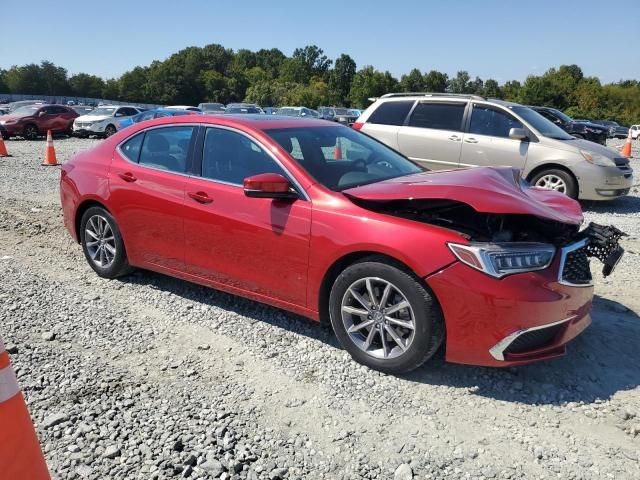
448, 135, 461, 141
465, 137, 478, 144
118, 172, 137, 182
188, 191, 213, 204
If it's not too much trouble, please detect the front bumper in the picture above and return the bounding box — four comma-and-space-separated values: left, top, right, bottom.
73, 123, 106, 135
427, 254, 594, 367
573, 162, 633, 200
0, 123, 21, 136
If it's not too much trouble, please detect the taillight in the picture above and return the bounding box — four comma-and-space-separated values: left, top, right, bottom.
352, 122, 364, 131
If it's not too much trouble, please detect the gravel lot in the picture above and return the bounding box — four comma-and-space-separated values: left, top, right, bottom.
1, 136, 639, 480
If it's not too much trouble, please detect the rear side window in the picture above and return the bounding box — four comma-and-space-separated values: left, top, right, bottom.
120, 133, 144, 162
138, 126, 194, 173
367, 101, 413, 126
469, 105, 524, 138
408, 102, 466, 131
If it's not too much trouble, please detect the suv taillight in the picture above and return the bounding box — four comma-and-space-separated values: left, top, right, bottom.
352, 122, 364, 131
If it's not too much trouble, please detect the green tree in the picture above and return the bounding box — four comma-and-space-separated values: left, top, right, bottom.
448, 70, 471, 93
400, 68, 425, 92
348, 66, 398, 108
5, 64, 46, 94
482, 78, 502, 98
0, 69, 9, 93
292, 45, 332, 78
279, 58, 310, 84
328, 54, 356, 105
68, 73, 106, 98
501, 80, 521, 102
102, 79, 121, 100
40, 61, 69, 95
118, 67, 149, 102
254, 48, 286, 79
423, 70, 448, 92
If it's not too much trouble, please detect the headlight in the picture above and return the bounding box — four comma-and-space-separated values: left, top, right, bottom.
448, 242, 556, 278
580, 150, 615, 167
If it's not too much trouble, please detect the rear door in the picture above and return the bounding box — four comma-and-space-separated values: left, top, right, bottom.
459, 103, 529, 169
361, 100, 414, 150
397, 101, 468, 170
108, 125, 196, 270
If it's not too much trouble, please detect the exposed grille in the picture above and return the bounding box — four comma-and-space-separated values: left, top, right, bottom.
562, 246, 592, 285
504, 323, 565, 355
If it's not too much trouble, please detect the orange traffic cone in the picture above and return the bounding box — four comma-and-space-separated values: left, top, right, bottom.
620, 130, 633, 158
42, 130, 59, 166
0, 338, 51, 479
334, 137, 343, 160
0, 135, 10, 157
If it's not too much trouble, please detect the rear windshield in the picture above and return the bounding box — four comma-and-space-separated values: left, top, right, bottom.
265, 125, 423, 191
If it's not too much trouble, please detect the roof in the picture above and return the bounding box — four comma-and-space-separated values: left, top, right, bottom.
376, 92, 522, 108
128, 114, 336, 131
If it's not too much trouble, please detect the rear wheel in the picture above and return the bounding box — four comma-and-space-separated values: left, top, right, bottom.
531, 168, 578, 199
23, 124, 39, 140
329, 258, 444, 374
104, 124, 116, 137
80, 206, 132, 278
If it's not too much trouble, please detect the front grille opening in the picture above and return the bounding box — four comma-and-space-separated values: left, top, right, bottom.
504, 323, 566, 355
562, 248, 592, 285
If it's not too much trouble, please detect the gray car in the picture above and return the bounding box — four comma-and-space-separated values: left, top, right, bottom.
357, 93, 633, 200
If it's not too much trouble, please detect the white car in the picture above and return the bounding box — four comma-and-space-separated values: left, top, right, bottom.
631, 125, 640, 140
165, 105, 202, 112
73, 105, 141, 138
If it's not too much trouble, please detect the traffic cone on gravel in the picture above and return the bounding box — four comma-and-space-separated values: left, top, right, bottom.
0, 135, 10, 157
334, 137, 343, 160
42, 130, 59, 166
0, 338, 51, 479
620, 130, 633, 158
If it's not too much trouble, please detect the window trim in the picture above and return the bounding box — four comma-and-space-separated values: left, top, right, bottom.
368, 100, 415, 127
115, 123, 200, 178
407, 100, 469, 132
197, 125, 310, 201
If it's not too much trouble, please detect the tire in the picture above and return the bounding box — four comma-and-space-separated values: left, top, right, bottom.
66, 122, 74, 137
23, 123, 39, 140
80, 206, 132, 279
104, 124, 116, 137
329, 258, 444, 374
530, 168, 578, 199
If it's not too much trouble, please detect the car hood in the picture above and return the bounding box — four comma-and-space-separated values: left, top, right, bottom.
539, 136, 620, 157
343, 167, 583, 225
76, 114, 111, 122
0, 114, 28, 122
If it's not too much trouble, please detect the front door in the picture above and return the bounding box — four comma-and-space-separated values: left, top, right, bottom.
183, 126, 311, 306
397, 101, 468, 170
108, 125, 196, 270
460, 103, 529, 169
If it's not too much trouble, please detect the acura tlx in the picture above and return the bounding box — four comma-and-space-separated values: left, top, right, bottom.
59, 115, 625, 373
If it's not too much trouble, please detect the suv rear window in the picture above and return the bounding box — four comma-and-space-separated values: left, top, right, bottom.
367, 101, 413, 126
408, 102, 466, 131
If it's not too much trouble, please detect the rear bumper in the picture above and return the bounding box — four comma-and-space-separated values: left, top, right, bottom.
426, 257, 593, 367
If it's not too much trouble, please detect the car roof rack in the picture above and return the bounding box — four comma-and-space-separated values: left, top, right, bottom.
380, 92, 486, 101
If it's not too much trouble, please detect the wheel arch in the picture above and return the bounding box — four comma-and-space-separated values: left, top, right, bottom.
317, 250, 435, 326
525, 162, 578, 185
74, 199, 112, 243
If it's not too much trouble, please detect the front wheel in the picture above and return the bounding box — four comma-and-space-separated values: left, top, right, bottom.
80, 206, 132, 278
104, 124, 116, 137
23, 124, 39, 140
329, 259, 444, 374
530, 168, 578, 199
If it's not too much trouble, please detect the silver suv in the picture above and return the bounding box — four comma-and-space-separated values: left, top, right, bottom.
356, 93, 633, 200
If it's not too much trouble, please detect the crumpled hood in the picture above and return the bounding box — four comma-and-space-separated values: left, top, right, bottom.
343, 167, 583, 225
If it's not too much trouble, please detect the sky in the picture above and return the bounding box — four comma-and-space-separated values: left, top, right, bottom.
2, 0, 639, 84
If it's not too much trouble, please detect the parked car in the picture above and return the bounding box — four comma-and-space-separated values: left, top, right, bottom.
198, 103, 225, 113
71, 105, 95, 116
117, 108, 200, 130
262, 107, 278, 115
165, 105, 202, 112
60, 115, 625, 373
275, 106, 316, 117
529, 106, 608, 145
631, 125, 640, 140
592, 120, 629, 139
355, 93, 633, 200
348, 109, 364, 117
318, 106, 359, 125
0, 104, 78, 140
73, 105, 141, 138
225, 105, 264, 114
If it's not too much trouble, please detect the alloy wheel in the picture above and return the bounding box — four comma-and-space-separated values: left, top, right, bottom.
24, 125, 38, 140
105, 125, 116, 137
85, 215, 116, 268
535, 174, 567, 193
341, 277, 416, 359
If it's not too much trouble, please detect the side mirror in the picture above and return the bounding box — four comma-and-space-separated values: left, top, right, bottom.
38, 111, 47, 117
509, 127, 528, 141
243, 173, 298, 200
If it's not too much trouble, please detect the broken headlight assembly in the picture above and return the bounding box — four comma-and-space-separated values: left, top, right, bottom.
447, 242, 556, 278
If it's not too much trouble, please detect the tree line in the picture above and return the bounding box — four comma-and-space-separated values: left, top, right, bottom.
1, 44, 638, 125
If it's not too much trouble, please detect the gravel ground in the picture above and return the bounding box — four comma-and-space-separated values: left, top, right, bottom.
1, 136, 639, 480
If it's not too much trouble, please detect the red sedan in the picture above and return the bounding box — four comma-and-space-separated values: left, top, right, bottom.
59, 115, 624, 373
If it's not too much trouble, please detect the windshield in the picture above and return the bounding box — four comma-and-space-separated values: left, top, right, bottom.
201, 104, 224, 112
90, 107, 117, 116
276, 108, 298, 116
226, 106, 261, 114
265, 125, 424, 191
547, 108, 573, 124
334, 108, 349, 115
510, 106, 574, 140
10, 106, 40, 117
